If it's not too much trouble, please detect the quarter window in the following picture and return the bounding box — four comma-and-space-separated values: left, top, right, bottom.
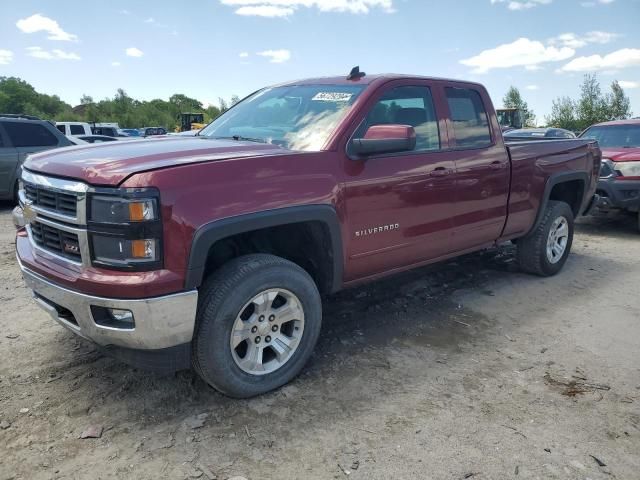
3, 122, 58, 147
359, 86, 440, 152
445, 88, 492, 149
70, 124, 84, 135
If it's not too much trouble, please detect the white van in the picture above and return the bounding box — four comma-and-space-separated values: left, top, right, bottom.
56, 122, 92, 136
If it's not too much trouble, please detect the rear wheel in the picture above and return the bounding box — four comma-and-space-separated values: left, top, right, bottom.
517, 200, 574, 276
192, 254, 322, 398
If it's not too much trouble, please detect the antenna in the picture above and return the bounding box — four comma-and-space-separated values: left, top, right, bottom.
347, 66, 366, 81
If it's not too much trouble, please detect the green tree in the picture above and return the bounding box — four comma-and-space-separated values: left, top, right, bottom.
575, 74, 609, 130
546, 96, 579, 131
502, 86, 536, 127
606, 80, 632, 121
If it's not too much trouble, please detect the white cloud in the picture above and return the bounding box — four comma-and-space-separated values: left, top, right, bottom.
490, 0, 552, 10
560, 48, 640, 72
220, 0, 395, 17
0, 50, 13, 65
581, 0, 614, 5
236, 5, 295, 16
119, 9, 131, 15
618, 80, 639, 89
525, 85, 540, 90
144, 17, 155, 23
26, 46, 81, 60
125, 47, 144, 57
460, 38, 574, 73
548, 31, 619, 49
16, 13, 78, 42
111, 61, 121, 67
239, 52, 249, 58
257, 49, 291, 63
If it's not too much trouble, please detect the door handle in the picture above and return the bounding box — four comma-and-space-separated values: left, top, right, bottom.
489, 161, 506, 170
429, 167, 452, 177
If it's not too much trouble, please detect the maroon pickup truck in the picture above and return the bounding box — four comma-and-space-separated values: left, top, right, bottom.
13, 72, 601, 397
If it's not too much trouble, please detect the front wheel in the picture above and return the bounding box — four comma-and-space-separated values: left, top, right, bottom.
192, 254, 322, 398
517, 200, 574, 276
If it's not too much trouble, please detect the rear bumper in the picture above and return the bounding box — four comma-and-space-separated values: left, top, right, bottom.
596, 177, 640, 212
19, 258, 198, 351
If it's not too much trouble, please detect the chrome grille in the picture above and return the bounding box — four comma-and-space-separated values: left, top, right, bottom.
24, 182, 77, 217
20, 170, 90, 266
30, 221, 82, 261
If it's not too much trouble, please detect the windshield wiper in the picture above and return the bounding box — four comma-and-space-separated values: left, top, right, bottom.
211, 135, 267, 144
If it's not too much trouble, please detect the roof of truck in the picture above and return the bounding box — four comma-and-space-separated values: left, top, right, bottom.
592, 118, 640, 127
275, 74, 484, 88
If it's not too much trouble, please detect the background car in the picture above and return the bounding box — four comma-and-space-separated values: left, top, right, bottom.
503, 128, 576, 140
119, 128, 141, 137
140, 127, 167, 137
56, 121, 92, 136
66, 135, 89, 145
580, 119, 640, 230
0, 114, 72, 202
76, 134, 120, 143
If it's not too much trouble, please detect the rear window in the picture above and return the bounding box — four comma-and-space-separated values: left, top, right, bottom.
3, 122, 59, 147
445, 88, 492, 149
70, 124, 84, 135
56, 125, 66, 133
581, 124, 640, 148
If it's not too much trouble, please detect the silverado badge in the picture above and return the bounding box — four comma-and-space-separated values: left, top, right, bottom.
355, 223, 400, 238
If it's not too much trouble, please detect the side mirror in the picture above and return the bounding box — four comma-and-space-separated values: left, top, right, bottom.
350, 124, 416, 157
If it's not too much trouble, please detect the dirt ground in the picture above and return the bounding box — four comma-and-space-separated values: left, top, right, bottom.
0, 203, 638, 480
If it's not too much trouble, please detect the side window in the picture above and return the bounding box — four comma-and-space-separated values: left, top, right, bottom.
3, 122, 58, 147
70, 124, 84, 135
445, 87, 492, 149
57, 125, 66, 134
359, 85, 440, 152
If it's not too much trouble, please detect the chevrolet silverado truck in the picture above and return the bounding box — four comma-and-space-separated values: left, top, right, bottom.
580, 119, 640, 230
13, 72, 601, 398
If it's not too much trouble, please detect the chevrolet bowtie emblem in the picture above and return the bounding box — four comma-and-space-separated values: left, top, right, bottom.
22, 200, 37, 224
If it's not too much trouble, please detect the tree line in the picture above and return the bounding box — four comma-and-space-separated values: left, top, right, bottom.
0, 76, 238, 130
502, 74, 633, 132
0, 74, 634, 133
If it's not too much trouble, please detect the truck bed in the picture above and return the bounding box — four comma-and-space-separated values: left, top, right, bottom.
501, 138, 600, 239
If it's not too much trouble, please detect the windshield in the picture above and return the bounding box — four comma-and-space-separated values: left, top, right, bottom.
580, 124, 640, 148
199, 84, 365, 151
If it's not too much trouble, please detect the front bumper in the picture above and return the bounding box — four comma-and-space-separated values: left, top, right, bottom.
19, 258, 198, 351
596, 177, 640, 212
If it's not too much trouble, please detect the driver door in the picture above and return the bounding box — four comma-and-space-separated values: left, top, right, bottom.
341, 82, 457, 282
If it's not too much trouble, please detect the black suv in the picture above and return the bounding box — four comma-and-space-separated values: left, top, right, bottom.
0, 115, 72, 202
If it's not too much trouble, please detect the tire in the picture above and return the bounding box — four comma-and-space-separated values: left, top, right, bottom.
192, 254, 322, 398
517, 200, 574, 277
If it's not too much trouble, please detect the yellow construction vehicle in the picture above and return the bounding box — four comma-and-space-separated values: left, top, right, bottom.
176, 112, 206, 132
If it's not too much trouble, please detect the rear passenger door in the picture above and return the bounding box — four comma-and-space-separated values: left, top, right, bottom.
0, 124, 18, 199
443, 86, 510, 251
342, 82, 457, 281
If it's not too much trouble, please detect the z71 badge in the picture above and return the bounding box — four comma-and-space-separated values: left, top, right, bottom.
355, 223, 400, 238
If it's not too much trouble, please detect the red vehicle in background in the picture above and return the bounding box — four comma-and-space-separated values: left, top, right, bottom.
13, 70, 601, 397
580, 119, 640, 230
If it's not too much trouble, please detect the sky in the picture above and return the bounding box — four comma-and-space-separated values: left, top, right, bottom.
1, 0, 639, 122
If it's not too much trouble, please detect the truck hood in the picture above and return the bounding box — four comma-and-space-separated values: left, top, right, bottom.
24, 137, 286, 185
601, 147, 640, 162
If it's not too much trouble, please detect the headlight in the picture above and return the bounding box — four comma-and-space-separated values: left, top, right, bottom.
92, 236, 158, 265
87, 189, 162, 271
90, 196, 157, 223
614, 161, 640, 179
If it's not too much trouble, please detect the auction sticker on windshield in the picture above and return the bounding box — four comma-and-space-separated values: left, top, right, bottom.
312, 92, 354, 102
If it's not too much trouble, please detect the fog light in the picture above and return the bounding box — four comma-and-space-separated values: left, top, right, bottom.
91, 306, 135, 329
109, 308, 134, 323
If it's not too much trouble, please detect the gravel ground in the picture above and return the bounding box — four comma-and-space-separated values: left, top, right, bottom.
0, 203, 638, 480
